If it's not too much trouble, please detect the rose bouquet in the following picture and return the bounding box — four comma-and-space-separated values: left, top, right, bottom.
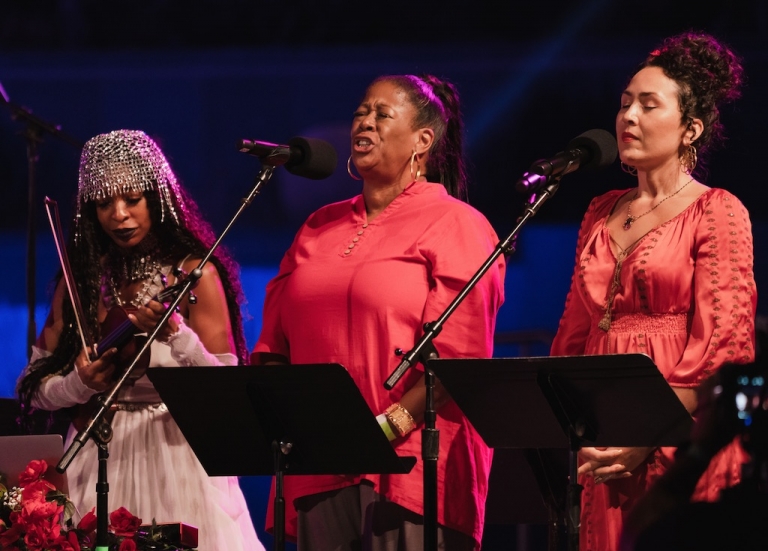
0, 460, 195, 551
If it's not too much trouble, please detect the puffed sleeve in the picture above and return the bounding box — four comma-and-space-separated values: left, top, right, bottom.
250, 233, 301, 364
667, 189, 756, 387
419, 205, 506, 360
25, 346, 99, 410
550, 196, 607, 356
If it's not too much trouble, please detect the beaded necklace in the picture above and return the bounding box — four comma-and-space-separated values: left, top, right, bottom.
598, 235, 645, 333
104, 237, 165, 308
108, 263, 164, 309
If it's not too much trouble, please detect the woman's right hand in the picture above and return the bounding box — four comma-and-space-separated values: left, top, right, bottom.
578, 447, 631, 482
75, 347, 118, 391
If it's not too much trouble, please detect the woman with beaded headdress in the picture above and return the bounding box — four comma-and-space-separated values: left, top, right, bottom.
252, 74, 505, 550
17, 130, 265, 551
550, 32, 756, 550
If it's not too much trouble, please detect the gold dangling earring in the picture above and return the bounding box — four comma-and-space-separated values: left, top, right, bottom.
410, 150, 422, 181
347, 155, 362, 181
621, 162, 637, 175
680, 145, 697, 175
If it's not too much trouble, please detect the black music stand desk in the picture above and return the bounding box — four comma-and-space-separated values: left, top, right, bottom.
147, 364, 416, 551
429, 354, 693, 551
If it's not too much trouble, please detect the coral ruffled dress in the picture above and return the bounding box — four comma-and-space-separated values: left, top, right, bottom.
551, 188, 757, 551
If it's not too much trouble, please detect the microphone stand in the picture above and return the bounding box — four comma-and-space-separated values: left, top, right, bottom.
57, 165, 277, 548
0, 82, 83, 358
384, 177, 563, 551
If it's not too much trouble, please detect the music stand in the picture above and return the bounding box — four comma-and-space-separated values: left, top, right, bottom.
429, 354, 693, 551
147, 364, 416, 551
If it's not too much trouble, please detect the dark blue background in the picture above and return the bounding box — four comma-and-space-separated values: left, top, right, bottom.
1, 2, 766, 548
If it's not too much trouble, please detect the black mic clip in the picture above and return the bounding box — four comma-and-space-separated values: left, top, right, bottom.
515, 150, 580, 193
237, 136, 338, 180
237, 140, 292, 167
514, 129, 618, 194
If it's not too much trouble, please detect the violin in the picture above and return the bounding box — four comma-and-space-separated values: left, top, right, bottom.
67, 281, 190, 433
45, 198, 191, 383
95, 279, 190, 381
45, 199, 202, 434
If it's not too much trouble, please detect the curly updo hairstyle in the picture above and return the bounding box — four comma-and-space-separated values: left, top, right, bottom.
636, 32, 744, 171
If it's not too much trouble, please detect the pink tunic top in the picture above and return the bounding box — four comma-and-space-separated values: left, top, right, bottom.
551, 187, 757, 551
253, 181, 506, 545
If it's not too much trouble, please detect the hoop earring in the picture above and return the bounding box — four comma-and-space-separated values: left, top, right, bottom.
410, 150, 422, 181
680, 145, 697, 175
347, 156, 362, 181
621, 162, 637, 176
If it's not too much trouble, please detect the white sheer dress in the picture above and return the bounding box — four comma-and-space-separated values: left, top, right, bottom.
27, 264, 264, 551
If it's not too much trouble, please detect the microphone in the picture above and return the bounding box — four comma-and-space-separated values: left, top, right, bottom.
515, 129, 617, 193
237, 136, 338, 180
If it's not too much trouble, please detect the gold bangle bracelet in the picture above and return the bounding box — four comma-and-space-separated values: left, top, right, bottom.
384, 402, 416, 437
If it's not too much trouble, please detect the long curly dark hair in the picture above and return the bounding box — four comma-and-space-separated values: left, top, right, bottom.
634, 31, 744, 174
17, 160, 247, 415
370, 74, 468, 201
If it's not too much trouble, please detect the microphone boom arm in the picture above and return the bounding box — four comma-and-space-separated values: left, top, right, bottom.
384, 176, 562, 388
383, 176, 562, 551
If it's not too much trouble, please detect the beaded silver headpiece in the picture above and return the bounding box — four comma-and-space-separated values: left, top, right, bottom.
76, 130, 186, 238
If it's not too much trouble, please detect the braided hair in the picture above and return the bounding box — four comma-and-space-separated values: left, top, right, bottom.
17, 136, 247, 415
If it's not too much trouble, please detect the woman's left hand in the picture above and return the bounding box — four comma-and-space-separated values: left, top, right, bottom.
578, 446, 655, 484
128, 299, 181, 342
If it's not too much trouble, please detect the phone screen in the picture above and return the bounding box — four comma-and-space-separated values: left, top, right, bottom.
735, 374, 765, 428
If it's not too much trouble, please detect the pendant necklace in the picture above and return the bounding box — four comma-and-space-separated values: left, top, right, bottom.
623, 177, 694, 231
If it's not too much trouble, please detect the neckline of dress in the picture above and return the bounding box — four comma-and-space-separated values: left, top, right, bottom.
355, 180, 443, 225
602, 186, 714, 261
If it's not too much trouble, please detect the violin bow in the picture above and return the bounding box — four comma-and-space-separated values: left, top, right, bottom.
44, 197, 96, 358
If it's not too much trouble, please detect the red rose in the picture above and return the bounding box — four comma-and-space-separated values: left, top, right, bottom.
67, 529, 82, 551
109, 507, 142, 538
48, 530, 82, 551
24, 521, 53, 550
17, 460, 48, 488
77, 508, 98, 534
20, 479, 56, 505
20, 497, 62, 524
118, 537, 138, 551
0, 523, 23, 547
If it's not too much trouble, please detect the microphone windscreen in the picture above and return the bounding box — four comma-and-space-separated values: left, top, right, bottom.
286, 136, 338, 180
567, 129, 618, 171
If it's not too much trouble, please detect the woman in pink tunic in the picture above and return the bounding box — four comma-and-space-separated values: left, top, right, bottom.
551, 33, 756, 551
253, 74, 505, 550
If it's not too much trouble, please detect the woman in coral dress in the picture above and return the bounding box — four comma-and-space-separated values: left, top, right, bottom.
551, 32, 756, 551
